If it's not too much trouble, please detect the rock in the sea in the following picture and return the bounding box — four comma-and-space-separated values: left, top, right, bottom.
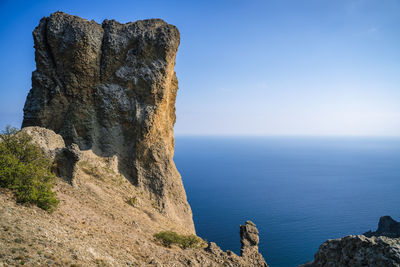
240, 221, 268, 267
364, 216, 400, 238
22, 12, 193, 232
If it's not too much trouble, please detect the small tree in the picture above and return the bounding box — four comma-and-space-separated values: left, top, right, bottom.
0, 126, 59, 211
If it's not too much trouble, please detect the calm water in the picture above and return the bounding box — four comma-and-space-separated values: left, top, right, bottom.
174, 137, 400, 267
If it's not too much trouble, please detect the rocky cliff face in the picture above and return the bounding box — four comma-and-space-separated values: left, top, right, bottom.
22, 12, 193, 232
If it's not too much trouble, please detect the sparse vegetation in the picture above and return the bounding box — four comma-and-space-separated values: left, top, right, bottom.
95, 258, 110, 266
0, 126, 59, 211
126, 196, 138, 207
151, 201, 159, 209
79, 161, 103, 180
14, 238, 23, 244
154, 231, 206, 249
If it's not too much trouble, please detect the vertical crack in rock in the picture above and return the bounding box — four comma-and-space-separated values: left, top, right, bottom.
22, 11, 194, 233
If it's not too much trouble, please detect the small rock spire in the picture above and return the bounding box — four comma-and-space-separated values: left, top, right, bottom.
240, 220, 260, 253
240, 220, 268, 266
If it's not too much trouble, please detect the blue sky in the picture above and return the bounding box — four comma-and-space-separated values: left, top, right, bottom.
0, 0, 399, 136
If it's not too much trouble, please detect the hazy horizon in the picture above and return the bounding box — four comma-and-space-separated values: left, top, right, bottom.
1, 0, 399, 136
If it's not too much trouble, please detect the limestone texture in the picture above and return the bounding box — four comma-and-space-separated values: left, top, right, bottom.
22, 11, 193, 232
19, 126, 65, 159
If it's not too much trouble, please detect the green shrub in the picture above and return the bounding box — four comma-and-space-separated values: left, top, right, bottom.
0, 126, 59, 211
125, 196, 138, 207
154, 231, 206, 249
180, 235, 204, 249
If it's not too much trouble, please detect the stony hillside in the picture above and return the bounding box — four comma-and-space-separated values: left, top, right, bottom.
0, 126, 268, 266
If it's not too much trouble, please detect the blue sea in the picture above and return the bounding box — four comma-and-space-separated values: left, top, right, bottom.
174, 137, 400, 267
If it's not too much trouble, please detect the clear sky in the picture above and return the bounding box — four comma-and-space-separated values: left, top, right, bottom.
0, 0, 399, 136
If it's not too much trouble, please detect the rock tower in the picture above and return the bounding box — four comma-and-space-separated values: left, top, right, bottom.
22, 12, 194, 232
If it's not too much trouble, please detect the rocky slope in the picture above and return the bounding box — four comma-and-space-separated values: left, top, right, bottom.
22, 11, 192, 232
1, 126, 268, 266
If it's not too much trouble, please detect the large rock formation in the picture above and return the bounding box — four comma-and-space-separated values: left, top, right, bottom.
22, 12, 193, 232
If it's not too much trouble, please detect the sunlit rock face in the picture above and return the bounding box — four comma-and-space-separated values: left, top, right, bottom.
22, 11, 194, 233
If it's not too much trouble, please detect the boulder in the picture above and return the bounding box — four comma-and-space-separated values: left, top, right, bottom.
19, 126, 65, 159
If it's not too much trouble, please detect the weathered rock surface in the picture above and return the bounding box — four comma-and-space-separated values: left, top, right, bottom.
240, 221, 268, 267
300, 216, 400, 267
54, 143, 81, 184
300, 235, 400, 267
22, 11, 193, 232
19, 126, 65, 159
19, 126, 80, 184
364, 216, 400, 238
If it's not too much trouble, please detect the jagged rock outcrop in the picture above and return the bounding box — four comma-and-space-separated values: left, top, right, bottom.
22, 12, 193, 232
300, 216, 400, 267
240, 221, 269, 267
300, 235, 400, 267
364, 216, 400, 238
53, 143, 81, 184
